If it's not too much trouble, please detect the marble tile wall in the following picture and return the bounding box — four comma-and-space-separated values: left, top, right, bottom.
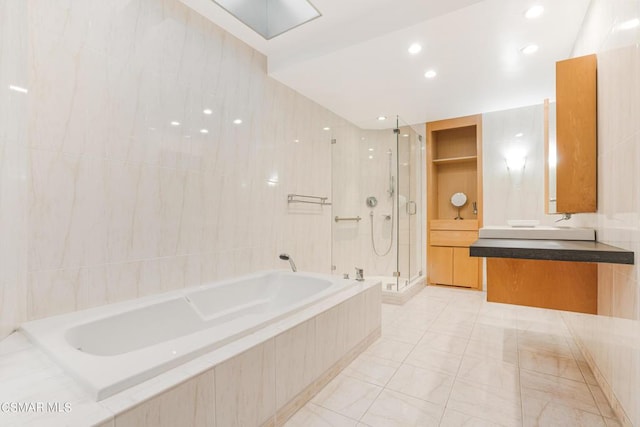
0, 0, 29, 339
0, 0, 361, 338
561, 1, 640, 425
331, 127, 398, 278
482, 104, 552, 226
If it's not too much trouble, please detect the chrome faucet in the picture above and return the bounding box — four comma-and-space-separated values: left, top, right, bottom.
555, 213, 572, 223
355, 267, 364, 281
279, 253, 297, 272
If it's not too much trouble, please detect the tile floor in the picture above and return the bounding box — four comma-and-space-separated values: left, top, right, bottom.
284, 285, 621, 427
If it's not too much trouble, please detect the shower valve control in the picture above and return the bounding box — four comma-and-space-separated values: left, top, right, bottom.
366, 196, 378, 208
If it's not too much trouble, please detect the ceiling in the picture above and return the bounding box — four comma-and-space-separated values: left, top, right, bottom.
181, 0, 592, 129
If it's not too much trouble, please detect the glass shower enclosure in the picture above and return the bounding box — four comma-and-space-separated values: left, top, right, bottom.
331, 116, 424, 293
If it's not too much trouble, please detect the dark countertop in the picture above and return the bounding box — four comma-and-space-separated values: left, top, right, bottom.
470, 238, 634, 265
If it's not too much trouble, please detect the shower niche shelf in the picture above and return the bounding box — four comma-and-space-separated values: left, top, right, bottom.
427, 114, 483, 290
431, 155, 477, 165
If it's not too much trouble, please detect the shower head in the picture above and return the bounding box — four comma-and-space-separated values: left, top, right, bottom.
279, 253, 290, 260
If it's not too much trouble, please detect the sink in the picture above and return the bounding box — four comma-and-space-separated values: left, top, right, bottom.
479, 226, 595, 241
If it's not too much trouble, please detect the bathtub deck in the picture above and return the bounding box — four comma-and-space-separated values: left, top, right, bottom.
0, 278, 381, 426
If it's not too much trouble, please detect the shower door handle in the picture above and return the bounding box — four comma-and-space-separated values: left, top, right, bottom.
407, 201, 417, 215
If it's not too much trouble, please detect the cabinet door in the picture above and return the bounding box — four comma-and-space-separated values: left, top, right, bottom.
453, 247, 479, 288
556, 54, 597, 213
429, 246, 453, 285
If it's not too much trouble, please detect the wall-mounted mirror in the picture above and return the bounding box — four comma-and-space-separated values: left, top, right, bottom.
544, 100, 557, 214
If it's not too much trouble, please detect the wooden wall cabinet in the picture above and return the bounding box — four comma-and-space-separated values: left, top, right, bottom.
554, 54, 597, 213
426, 115, 483, 289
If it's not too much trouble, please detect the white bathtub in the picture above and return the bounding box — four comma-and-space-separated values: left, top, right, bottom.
21, 270, 353, 401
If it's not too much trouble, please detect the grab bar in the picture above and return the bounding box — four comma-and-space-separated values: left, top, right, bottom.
335, 216, 362, 222
287, 194, 332, 206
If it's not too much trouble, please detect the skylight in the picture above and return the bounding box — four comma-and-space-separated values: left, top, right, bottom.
212, 0, 321, 40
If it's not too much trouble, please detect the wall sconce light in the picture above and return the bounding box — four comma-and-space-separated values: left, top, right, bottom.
505, 147, 527, 172
506, 155, 526, 171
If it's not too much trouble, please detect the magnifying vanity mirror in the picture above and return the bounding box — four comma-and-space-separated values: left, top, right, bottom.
450, 192, 467, 220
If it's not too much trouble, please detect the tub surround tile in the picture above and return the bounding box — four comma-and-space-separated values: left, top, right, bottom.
275, 319, 318, 408
316, 304, 349, 372
360, 389, 444, 427
115, 370, 215, 427
275, 328, 381, 427
0, 338, 114, 426
0, 331, 32, 355
214, 340, 275, 427
2, 280, 380, 426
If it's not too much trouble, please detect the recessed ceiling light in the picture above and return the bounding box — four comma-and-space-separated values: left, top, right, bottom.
233, 119, 242, 124
520, 44, 539, 55
424, 70, 437, 79
408, 43, 422, 55
525, 5, 544, 19
377, 116, 387, 121
203, 108, 213, 115
294, 139, 299, 142
368, 148, 374, 152
323, 127, 330, 131
170, 121, 180, 126
515, 132, 524, 137
402, 134, 409, 137
617, 18, 639, 31
200, 129, 209, 134
369, 155, 374, 159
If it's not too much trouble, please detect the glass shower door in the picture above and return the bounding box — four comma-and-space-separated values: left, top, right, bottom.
396, 117, 423, 289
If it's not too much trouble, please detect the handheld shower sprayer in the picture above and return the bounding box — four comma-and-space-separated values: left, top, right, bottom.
279, 253, 297, 272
